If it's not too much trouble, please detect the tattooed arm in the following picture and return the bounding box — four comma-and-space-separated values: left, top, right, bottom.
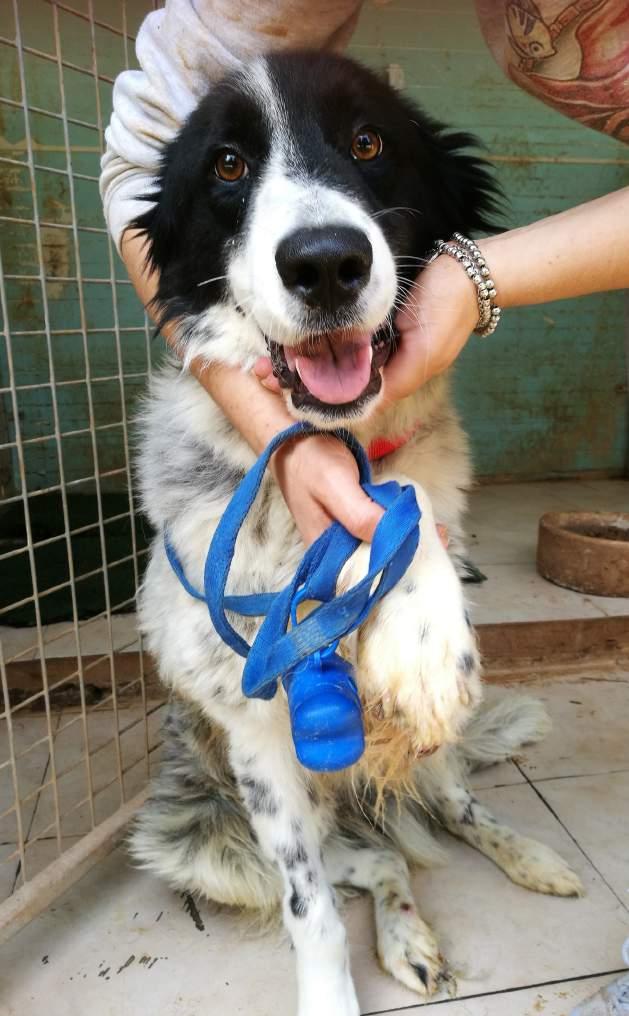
474, 0, 629, 141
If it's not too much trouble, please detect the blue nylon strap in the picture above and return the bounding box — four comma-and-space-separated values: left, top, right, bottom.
204, 422, 369, 657
164, 533, 276, 615
241, 480, 418, 698
163, 423, 421, 704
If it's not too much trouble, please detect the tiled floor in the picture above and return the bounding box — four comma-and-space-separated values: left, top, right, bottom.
1, 674, 628, 1016
466, 478, 628, 624
0, 703, 166, 896
0, 611, 140, 662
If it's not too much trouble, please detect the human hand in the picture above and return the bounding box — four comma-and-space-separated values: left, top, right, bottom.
271, 433, 384, 546
383, 251, 479, 401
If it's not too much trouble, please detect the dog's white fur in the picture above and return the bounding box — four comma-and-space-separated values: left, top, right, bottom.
133, 57, 582, 1015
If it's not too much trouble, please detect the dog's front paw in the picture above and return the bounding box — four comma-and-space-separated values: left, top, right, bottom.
500, 836, 584, 898
376, 901, 454, 997
357, 521, 481, 754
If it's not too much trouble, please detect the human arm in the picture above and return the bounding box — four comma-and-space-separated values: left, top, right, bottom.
378, 187, 629, 401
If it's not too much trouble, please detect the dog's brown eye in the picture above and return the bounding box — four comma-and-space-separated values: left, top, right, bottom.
215, 150, 248, 182
351, 127, 382, 161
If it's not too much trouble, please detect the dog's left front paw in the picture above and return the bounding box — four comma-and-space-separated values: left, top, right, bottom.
500, 837, 584, 898
376, 899, 454, 997
357, 533, 481, 753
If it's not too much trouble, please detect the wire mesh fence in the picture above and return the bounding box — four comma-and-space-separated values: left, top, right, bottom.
0, 0, 165, 921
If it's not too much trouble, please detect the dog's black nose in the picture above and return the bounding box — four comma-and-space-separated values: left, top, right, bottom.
275, 226, 373, 313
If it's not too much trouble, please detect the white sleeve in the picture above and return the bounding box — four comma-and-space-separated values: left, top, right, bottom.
100, 0, 362, 253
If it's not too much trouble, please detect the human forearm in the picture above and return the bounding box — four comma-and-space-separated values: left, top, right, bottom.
478, 188, 629, 308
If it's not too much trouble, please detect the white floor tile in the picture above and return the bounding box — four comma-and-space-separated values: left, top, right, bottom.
465, 479, 629, 623
588, 592, 629, 618
560, 480, 629, 514
467, 482, 575, 568
30, 705, 165, 838
0, 625, 39, 662
3, 783, 627, 1016
14, 836, 83, 886
0, 614, 141, 663
469, 760, 524, 790
348, 783, 628, 1013
537, 772, 629, 907
1, 850, 297, 1016
468, 562, 610, 625
0, 714, 59, 849
516, 678, 629, 781
39, 613, 141, 658
383, 974, 619, 1015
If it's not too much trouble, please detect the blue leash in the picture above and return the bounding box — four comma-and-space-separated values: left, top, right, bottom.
165, 422, 421, 772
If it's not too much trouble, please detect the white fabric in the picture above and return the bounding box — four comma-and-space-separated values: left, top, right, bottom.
100, 0, 362, 252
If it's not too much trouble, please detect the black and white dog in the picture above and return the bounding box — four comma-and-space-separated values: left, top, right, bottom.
131, 51, 582, 1015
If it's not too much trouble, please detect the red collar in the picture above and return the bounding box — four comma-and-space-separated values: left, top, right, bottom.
367, 421, 423, 461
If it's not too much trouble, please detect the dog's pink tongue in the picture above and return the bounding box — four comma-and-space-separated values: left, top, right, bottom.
295, 336, 373, 405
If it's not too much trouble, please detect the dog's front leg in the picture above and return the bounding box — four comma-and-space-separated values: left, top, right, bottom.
228, 705, 359, 1016
341, 473, 482, 754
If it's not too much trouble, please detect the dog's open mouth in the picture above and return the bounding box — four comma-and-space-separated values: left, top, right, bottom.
267, 326, 395, 414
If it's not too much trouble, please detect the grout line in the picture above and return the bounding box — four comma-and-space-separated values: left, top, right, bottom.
471, 779, 525, 789
10, 711, 62, 894
361, 968, 629, 1014
515, 762, 629, 915
522, 767, 629, 785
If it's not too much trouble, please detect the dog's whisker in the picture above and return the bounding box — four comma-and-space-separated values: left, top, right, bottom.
372, 206, 424, 220
197, 274, 229, 288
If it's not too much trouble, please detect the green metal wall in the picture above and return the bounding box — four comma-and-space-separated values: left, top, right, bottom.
1, 0, 628, 496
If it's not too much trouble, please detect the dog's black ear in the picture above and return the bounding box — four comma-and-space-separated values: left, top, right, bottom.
129, 119, 206, 275
430, 130, 502, 235
130, 194, 163, 273
410, 111, 504, 238
130, 152, 187, 276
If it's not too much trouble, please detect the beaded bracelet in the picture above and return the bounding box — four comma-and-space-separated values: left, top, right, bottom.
430, 232, 501, 337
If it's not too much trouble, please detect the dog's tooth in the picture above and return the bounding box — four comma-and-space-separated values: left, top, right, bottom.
285, 347, 297, 372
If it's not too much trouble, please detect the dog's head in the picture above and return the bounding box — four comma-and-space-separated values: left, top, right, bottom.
136, 51, 499, 425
